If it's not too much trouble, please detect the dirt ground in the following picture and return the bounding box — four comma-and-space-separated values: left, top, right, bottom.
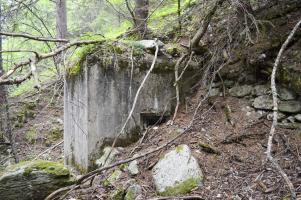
64, 88, 301, 200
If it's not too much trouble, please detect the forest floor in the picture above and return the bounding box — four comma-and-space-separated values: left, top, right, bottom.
64, 87, 301, 200
1, 81, 300, 199
0, 81, 64, 166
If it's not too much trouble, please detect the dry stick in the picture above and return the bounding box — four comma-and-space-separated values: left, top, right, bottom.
102, 41, 160, 167
46, 127, 191, 200
267, 18, 301, 200
0, 31, 68, 43
148, 196, 205, 200
172, 54, 188, 123
0, 40, 102, 85
33, 140, 63, 161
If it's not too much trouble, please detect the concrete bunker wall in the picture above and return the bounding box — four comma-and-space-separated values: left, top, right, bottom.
64, 60, 176, 172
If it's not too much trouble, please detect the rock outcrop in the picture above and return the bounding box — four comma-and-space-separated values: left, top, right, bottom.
0, 160, 74, 200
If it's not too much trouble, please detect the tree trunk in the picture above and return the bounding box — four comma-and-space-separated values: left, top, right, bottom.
55, 0, 68, 73
56, 0, 67, 39
134, 0, 149, 37
0, 2, 5, 139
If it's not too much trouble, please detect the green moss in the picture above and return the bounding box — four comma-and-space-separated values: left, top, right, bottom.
24, 101, 37, 110
119, 163, 128, 171
160, 177, 201, 196
175, 145, 184, 153
110, 188, 125, 200
125, 190, 135, 200
25, 129, 38, 144
5, 160, 69, 177
45, 127, 63, 146
67, 44, 96, 76
23, 160, 69, 177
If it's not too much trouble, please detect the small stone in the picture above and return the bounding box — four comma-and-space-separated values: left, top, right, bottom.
229, 85, 253, 97
95, 147, 120, 167
110, 187, 125, 200
278, 87, 296, 101
133, 40, 164, 50
208, 88, 220, 97
128, 160, 139, 176
267, 112, 286, 121
125, 184, 142, 200
252, 95, 273, 110
295, 114, 301, 122
224, 80, 234, 88
279, 101, 301, 114
107, 169, 122, 184
252, 85, 270, 96
287, 116, 296, 123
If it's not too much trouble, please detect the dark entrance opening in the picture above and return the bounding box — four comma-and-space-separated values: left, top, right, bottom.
140, 112, 168, 128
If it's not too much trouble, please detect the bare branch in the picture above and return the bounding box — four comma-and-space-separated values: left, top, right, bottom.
267, 18, 301, 200
0, 31, 69, 43
0, 40, 102, 85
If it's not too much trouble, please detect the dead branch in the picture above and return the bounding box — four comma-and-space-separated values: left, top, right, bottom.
190, 0, 225, 48
267, 18, 301, 200
0, 31, 68, 43
0, 40, 102, 85
148, 196, 205, 200
46, 127, 191, 200
172, 54, 188, 123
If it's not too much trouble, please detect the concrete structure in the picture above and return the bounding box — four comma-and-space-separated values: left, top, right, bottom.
64, 54, 186, 172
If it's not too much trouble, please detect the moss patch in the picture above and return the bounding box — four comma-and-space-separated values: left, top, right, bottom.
160, 177, 201, 196
25, 129, 38, 144
4, 160, 70, 178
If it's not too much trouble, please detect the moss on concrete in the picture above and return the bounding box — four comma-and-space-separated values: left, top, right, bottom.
160, 177, 201, 196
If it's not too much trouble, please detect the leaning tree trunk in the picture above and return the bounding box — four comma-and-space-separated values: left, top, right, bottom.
134, 0, 149, 37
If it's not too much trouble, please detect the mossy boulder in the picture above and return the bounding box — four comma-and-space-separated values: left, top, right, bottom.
152, 144, 203, 196
0, 160, 74, 200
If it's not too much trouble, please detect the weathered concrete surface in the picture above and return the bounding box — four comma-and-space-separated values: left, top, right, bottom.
64, 55, 194, 172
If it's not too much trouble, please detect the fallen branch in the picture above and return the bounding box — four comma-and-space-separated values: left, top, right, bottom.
266, 18, 301, 200
33, 140, 63, 161
46, 127, 191, 200
0, 31, 68, 43
148, 196, 205, 200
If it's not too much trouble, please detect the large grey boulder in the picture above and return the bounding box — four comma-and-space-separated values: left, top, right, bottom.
0, 160, 74, 200
279, 101, 301, 113
252, 95, 273, 110
229, 85, 253, 97
152, 144, 203, 196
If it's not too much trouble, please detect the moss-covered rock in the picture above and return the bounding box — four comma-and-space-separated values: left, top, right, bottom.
152, 144, 203, 196
0, 160, 74, 200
